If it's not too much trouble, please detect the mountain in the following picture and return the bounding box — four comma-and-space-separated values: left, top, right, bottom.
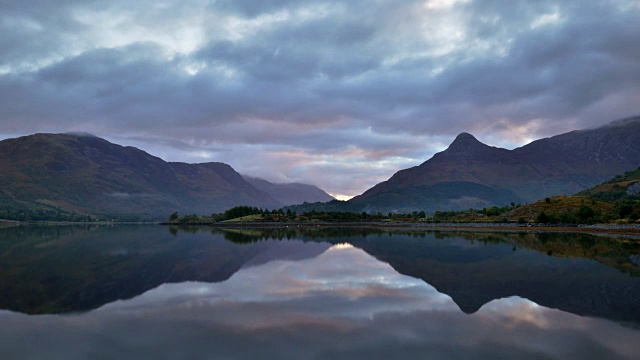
244, 176, 334, 206
0, 133, 281, 220
350, 116, 640, 213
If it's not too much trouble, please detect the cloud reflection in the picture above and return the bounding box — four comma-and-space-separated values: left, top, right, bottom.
0, 243, 638, 359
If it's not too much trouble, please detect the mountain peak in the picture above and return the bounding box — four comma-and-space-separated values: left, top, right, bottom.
452, 132, 478, 143
602, 115, 640, 128
446, 132, 486, 152
64, 132, 98, 138
419, 131, 507, 166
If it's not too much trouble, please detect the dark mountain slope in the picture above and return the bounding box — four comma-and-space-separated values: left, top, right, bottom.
351, 116, 640, 213
0, 133, 281, 220
244, 176, 334, 206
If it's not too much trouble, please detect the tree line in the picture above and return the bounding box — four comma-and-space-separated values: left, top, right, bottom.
166, 206, 429, 224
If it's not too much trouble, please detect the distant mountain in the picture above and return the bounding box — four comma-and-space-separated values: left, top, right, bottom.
0, 133, 281, 220
244, 176, 334, 206
350, 116, 640, 213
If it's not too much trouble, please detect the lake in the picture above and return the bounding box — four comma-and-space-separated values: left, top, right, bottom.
1, 225, 640, 359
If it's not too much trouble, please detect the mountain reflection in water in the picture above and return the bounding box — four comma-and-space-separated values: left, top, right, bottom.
0, 225, 639, 359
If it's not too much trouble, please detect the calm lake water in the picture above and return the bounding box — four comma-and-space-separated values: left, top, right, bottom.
1, 225, 640, 359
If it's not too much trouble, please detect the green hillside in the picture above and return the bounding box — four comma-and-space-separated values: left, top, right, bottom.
577, 167, 640, 201
508, 167, 640, 223
426, 167, 640, 224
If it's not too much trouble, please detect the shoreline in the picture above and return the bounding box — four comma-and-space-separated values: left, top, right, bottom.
3, 219, 639, 239
161, 221, 640, 239
0, 220, 156, 227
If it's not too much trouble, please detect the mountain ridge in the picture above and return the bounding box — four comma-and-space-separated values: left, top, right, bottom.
0, 133, 282, 220
351, 115, 640, 213
243, 176, 334, 206
2, 115, 639, 219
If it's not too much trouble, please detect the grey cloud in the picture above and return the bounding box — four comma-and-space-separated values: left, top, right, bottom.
440, 1, 640, 121
213, 0, 315, 17
0, 2, 84, 66
316, 0, 640, 138
195, 7, 383, 87
2, 45, 187, 130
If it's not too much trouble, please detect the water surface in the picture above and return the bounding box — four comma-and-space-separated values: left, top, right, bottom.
1, 225, 639, 359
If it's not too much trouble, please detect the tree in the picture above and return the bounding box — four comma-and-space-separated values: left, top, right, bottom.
537, 211, 549, 223
180, 214, 199, 223
577, 205, 596, 223
168, 211, 179, 221
617, 200, 635, 219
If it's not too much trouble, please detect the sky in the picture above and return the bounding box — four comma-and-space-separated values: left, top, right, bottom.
1, 0, 639, 199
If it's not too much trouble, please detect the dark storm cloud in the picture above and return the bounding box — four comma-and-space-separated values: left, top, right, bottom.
0, 0, 638, 196
0, 1, 85, 66
196, 19, 380, 83
435, 1, 640, 113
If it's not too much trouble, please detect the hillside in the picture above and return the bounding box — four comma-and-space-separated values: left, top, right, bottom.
507, 166, 640, 223
350, 116, 640, 213
243, 176, 334, 206
0, 133, 281, 221
577, 167, 640, 201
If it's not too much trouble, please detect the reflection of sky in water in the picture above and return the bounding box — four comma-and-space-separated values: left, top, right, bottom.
1, 243, 639, 359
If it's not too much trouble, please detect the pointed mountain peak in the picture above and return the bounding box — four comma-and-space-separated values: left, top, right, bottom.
452, 132, 479, 143
447, 132, 485, 151
428, 131, 503, 162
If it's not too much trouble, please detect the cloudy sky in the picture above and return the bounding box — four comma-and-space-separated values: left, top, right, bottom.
1, 0, 638, 199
